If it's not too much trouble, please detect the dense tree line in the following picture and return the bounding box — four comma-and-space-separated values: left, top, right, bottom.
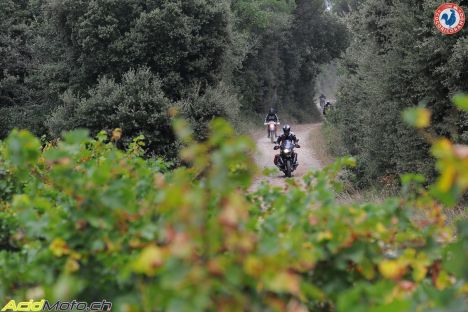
329, 0, 468, 186
232, 0, 348, 119
0, 0, 347, 157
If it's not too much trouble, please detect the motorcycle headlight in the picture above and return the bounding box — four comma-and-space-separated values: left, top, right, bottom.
283, 148, 291, 154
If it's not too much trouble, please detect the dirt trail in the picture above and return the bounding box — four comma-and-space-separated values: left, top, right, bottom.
250, 124, 322, 190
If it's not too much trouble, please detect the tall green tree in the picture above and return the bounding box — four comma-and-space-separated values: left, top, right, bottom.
46, 0, 232, 99
331, 0, 468, 185
0, 0, 55, 138
329, 0, 363, 15
233, 0, 348, 120
0, 0, 350, 158
0, 0, 32, 108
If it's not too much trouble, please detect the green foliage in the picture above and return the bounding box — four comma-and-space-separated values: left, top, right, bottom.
232, 0, 294, 32
233, 0, 349, 120
0, 119, 467, 311
48, 68, 178, 158
0, 0, 350, 152
329, 0, 364, 15
331, 0, 468, 186
453, 94, 468, 111
46, 0, 231, 98
47, 68, 244, 157
0, 0, 239, 143
402, 107, 431, 129
0, 0, 33, 107
180, 83, 241, 141
0, 0, 51, 138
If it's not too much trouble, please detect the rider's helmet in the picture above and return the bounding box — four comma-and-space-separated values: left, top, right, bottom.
269, 107, 276, 114
283, 124, 291, 136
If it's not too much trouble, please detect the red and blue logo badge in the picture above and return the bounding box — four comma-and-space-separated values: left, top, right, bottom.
434, 3, 465, 35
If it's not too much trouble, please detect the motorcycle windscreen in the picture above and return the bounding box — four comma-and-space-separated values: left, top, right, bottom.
281, 140, 295, 150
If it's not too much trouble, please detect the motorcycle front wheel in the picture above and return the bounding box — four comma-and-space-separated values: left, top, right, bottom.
285, 160, 292, 177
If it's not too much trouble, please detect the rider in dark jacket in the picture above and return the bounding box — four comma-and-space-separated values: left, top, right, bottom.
265, 108, 279, 123
319, 94, 326, 110
276, 124, 297, 145
265, 108, 279, 137
274, 125, 299, 167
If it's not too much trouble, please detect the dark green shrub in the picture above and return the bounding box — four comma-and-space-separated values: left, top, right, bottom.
48, 68, 177, 158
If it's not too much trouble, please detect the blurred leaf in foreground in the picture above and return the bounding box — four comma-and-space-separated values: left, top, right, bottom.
403, 107, 431, 128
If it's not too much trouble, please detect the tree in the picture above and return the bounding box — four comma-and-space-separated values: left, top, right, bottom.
180, 83, 241, 140
0, 0, 350, 155
48, 68, 178, 158
46, 0, 232, 99
232, 0, 349, 120
329, 0, 363, 15
331, 0, 468, 185
0, 0, 33, 108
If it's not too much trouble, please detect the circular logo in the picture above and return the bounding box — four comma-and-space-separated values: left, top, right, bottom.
434, 3, 465, 35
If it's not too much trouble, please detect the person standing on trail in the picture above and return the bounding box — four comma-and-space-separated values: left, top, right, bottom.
319, 94, 326, 111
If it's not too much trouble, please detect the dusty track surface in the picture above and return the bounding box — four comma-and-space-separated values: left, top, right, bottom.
250, 124, 322, 190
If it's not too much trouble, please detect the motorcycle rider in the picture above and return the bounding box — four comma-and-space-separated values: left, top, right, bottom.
319, 94, 326, 110
264, 108, 279, 137
274, 125, 299, 168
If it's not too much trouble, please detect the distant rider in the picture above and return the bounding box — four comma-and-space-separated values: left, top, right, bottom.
274, 125, 299, 167
319, 94, 326, 111
265, 107, 279, 123
264, 108, 279, 137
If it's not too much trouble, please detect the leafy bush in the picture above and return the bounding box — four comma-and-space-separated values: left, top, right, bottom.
48, 68, 243, 157
180, 83, 241, 140
48, 68, 178, 158
1, 112, 468, 311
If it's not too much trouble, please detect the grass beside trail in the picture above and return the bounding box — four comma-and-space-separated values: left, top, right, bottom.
311, 124, 467, 220
308, 122, 334, 167
308, 122, 393, 204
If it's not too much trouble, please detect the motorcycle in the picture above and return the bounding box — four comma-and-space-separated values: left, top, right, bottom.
264, 121, 280, 143
274, 139, 300, 177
